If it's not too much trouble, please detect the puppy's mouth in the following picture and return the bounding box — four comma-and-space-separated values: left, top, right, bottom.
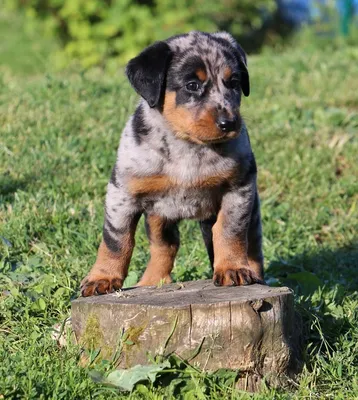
173, 129, 240, 145
200, 131, 240, 144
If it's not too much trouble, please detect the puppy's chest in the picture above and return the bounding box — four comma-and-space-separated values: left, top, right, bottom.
142, 187, 222, 220
166, 147, 235, 180
129, 145, 238, 220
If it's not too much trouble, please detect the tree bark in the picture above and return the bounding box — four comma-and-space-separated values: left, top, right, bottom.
72, 280, 302, 391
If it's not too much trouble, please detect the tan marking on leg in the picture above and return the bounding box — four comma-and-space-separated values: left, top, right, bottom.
81, 220, 138, 296
212, 210, 264, 286
138, 215, 179, 286
213, 210, 248, 271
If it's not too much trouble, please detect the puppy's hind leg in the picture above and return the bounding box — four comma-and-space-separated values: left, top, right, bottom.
199, 216, 217, 269
138, 214, 180, 286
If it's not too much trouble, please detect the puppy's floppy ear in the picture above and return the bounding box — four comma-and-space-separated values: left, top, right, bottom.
126, 41, 172, 108
212, 32, 250, 97
234, 43, 250, 97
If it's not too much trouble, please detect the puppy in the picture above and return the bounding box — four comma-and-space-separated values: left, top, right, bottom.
81, 31, 264, 296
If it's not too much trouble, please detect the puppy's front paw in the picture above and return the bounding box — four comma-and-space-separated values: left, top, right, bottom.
80, 275, 124, 297
213, 266, 264, 287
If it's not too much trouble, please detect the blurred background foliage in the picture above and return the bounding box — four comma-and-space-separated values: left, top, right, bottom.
3, 0, 358, 69
4, 0, 276, 68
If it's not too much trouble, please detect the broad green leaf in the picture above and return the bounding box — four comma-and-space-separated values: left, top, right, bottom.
38, 297, 46, 310
98, 361, 170, 392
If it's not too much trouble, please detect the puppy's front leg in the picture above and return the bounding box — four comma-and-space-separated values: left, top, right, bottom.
212, 171, 264, 286
81, 176, 141, 296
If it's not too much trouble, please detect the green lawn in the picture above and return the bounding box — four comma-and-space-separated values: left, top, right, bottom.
1, 12, 358, 400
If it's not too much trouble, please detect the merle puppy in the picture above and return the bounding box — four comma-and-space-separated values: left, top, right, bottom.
81, 31, 264, 296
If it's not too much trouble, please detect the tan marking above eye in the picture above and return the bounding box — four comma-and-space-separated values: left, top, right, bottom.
196, 69, 207, 82
223, 66, 232, 80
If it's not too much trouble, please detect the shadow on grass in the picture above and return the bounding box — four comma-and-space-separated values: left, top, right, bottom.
267, 242, 358, 295
266, 242, 358, 370
0, 174, 31, 205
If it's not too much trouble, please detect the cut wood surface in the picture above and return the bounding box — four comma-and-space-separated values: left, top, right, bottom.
71, 280, 302, 391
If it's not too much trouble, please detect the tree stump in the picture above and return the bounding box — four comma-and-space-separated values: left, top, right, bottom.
71, 280, 302, 391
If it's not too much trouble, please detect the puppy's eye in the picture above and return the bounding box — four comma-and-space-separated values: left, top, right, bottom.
229, 78, 241, 90
186, 82, 200, 92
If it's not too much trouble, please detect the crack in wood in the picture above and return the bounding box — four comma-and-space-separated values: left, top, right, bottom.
189, 304, 192, 351
229, 301, 233, 342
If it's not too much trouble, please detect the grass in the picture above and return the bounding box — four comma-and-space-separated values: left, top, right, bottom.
1, 10, 358, 400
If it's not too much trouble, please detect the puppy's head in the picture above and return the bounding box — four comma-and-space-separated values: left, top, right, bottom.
126, 31, 249, 144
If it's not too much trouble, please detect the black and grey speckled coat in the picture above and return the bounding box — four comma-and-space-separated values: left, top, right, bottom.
81, 31, 264, 296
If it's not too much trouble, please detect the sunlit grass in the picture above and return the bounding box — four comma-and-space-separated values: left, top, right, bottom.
0, 12, 358, 399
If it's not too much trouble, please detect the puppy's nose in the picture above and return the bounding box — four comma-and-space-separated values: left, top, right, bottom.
217, 116, 238, 133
